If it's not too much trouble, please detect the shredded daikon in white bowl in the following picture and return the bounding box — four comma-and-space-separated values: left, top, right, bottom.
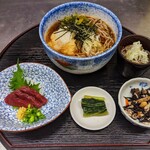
122, 41, 149, 64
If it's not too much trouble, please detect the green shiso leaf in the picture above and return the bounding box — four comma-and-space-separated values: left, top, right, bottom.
9, 59, 40, 92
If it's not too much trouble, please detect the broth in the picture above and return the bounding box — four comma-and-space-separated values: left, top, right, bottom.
44, 14, 116, 57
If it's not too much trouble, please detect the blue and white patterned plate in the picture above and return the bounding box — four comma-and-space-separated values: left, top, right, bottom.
0, 63, 71, 132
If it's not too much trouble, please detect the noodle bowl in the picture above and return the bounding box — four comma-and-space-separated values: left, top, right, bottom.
39, 2, 122, 74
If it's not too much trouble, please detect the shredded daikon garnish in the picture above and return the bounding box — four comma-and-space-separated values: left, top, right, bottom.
122, 41, 149, 64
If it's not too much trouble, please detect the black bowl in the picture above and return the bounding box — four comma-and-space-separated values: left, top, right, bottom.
117, 35, 150, 78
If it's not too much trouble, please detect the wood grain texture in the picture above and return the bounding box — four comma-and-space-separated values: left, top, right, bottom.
0, 26, 150, 150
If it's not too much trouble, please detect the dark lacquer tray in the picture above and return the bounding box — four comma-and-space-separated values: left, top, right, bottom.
0, 25, 150, 150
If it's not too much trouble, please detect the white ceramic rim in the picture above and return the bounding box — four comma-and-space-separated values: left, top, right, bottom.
70, 86, 116, 130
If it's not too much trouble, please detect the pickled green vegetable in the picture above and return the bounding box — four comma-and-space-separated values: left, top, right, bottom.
81, 95, 108, 117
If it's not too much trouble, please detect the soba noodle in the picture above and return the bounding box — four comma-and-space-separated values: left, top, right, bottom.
45, 14, 115, 57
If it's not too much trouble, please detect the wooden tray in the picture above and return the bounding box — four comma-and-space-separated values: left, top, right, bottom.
0, 25, 150, 150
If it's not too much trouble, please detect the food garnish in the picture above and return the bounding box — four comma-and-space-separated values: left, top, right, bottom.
123, 88, 150, 125
57, 13, 97, 49
4, 61, 47, 124
17, 107, 27, 120
121, 41, 150, 64
17, 105, 45, 123
9, 60, 40, 92
81, 95, 108, 117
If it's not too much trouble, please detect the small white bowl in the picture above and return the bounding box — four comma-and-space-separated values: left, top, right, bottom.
70, 86, 116, 130
118, 77, 150, 128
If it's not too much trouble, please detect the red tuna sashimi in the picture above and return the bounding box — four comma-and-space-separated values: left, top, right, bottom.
15, 89, 42, 108
4, 86, 48, 108
20, 86, 48, 105
5, 92, 33, 108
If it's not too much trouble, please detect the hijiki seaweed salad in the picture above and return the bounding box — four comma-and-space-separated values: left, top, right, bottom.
123, 87, 150, 125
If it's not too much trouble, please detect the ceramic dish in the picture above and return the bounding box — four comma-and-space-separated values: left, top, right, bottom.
117, 35, 150, 78
0, 63, 71, 132
39, 2, 122, 74
70, 86, 116, 130
118, 77, 150, 128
